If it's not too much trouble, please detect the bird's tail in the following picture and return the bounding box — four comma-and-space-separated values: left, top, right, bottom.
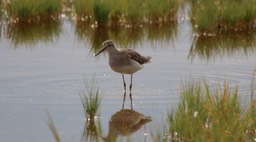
145, 56, 152, 63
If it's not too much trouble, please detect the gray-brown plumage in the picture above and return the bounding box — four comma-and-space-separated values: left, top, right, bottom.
126, 49, 151, 64
94, 40, 151, 92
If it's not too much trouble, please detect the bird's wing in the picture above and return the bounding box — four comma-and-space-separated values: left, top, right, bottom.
125, 49, 151, 65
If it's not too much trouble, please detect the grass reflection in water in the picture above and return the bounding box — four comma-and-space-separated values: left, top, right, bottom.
189, 32, 256, 60
6, 21, 61, 46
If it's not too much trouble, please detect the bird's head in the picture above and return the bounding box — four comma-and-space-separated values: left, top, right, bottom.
94, 40, 116, 56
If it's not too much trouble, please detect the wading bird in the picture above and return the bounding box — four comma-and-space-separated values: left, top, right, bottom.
94, 40, 151, 92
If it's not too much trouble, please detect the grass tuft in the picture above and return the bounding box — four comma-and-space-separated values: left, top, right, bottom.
190, 0, 256, 35
168, 79, 256, 141
79, 77, 102, 120
92, 0, 111, 25
73, 0, 178, 26
9, 0, 62, 23
79, 77, 102, 142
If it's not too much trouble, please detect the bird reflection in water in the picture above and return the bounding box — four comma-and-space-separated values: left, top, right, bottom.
81, 94, 152, 142
103, 109, 152, 142
103, 93, 152, 142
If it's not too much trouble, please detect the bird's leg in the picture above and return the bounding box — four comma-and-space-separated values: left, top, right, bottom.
128, 74, 133, 109
129, 74, 133, 92
122, 74, 126, 92
122, 91, 126, 109
130, 92, 133, 110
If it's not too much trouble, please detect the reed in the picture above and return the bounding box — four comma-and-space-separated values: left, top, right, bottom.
144, 0, 178, 23
190, 0, 256, 35
168, 79, 256, 141
73, 0, 93, 22
73, 0, 178, 26
92, 0, 111, 25
10, 0, 62, 23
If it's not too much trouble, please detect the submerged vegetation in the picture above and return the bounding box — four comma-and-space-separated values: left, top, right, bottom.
167, 79, 256, 141
190, 0, 256, 36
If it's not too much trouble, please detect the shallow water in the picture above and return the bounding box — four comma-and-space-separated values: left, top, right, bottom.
0, 16, 256, 142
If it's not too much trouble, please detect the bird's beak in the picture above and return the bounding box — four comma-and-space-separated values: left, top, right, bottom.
94, 46, 106, 57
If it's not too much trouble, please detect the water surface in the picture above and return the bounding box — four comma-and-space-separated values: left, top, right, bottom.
0, 17, 256, 141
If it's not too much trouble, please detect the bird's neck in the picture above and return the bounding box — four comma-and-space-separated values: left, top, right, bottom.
107, 48, 119, 56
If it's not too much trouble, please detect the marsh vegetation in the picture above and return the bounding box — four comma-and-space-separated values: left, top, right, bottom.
0, 0, 255, 33
73, 0, 178, 26
7, 0, 62, 23
167, 79, 256, 141
190, 0, 256, 36
0, 0, 255, 42
1, 0, 256, 141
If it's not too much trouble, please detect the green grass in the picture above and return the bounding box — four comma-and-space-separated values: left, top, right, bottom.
167, 79, 256, 141
79, 78, 102, 120
144, 0, 178, 23
73, 0, 179, 26
3, 0, 179, 26
79, 77, 103, 142
10, 0, 62, 23
190, 0, 256, 35
73, 0, 93, 23
92, 0, 111, 25
46, 112, 61, 142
